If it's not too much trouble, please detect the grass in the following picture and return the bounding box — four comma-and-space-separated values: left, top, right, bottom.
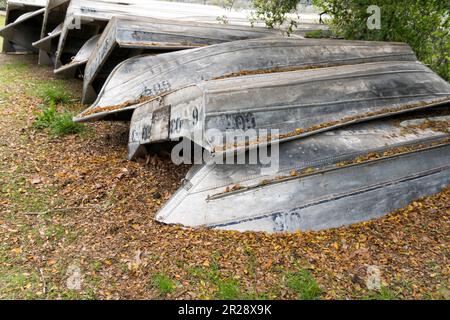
0, 61, 84, 137
0, 170, 53, 214
150, 274, 175, 296
91, 261, 103, 273
32, 83, 85, 136
50, 111, 85, 136
0, 61, 29, 91
187, 254, 266, 300
0, 14, 4, 48
286, 269, 322, 300
364, 287, 399, 300
33, 83, 71, 105
33, 104, 85, 136
216, 278, 241, 300
0, 269, 42, 299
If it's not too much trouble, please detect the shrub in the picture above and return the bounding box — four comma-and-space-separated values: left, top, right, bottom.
251, 0, 450, 81
313, 0, 449, 81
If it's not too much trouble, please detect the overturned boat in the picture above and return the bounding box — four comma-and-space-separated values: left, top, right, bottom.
127, 60, 450, 159
53, 33, 100, 78
35, 0, 148, 65
155, 111, 450, 232
76, 38, 417, 120
35, 0, 152, 65
53, 0, 278, 71
0, 0, 46, 53
34, 0, 69, 64
80, 17, 300, 102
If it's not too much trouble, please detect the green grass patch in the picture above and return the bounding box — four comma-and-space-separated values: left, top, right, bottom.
0, 171, 53, 214
364, 287, 399, 300
33, 104, 85, 136
188, 257, 249, 300
32, 83, 71, 105
216, 278, 241, 300
0, 244, 42, 299
32, 83, 85, 136
0, 269, 42, 299
0, 61, 29, 90
150, 274, 175, 296
91, 261, 102, 273
286, 269, 322, 300
49, 111, 85, 136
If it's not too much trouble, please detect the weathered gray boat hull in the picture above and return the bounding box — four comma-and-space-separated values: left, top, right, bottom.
54, 34, 100, 78
156, 114, 450, 232
81, 17, 298, 102
53, 0, 280, 71
35, 0, 69, 65
35, 0, 165, 65
0, 0, 46, 53
76, 38, 417, 122
127, 61, 450, 158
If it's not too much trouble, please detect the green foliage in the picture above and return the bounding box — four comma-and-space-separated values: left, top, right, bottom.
34, 83, 71, 106
32, 82, 84, 136
33, 104, 85, 136
252, 0, 450, 81
286, 269, 322, 300
50, 112, 85, 136
0, 62, 28, 93
33, 104, 57, 130
312, 0, 449, 80
216, 278, 241, 300
150, 274, 175, 295
250, 0, 300, 32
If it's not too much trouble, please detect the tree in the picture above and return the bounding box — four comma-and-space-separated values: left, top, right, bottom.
250, 0, 300, 32
252, 0, 450, 81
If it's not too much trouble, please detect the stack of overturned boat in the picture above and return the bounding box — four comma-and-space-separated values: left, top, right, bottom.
74, 38, 450, 233
1, 1, 448, 233
1, 0, 324, 75
0, 0, 47, 53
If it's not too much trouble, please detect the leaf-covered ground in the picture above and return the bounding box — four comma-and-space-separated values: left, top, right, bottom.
0, 54, 449, 300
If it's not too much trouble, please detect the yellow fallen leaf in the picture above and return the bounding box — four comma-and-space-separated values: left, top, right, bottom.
11, 247, 22, 254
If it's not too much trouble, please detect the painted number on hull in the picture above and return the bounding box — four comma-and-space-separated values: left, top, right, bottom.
170, 107, 199, 134
130, 124, 151, 143
143, 81, 171, 97
220, 113, 256, 130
